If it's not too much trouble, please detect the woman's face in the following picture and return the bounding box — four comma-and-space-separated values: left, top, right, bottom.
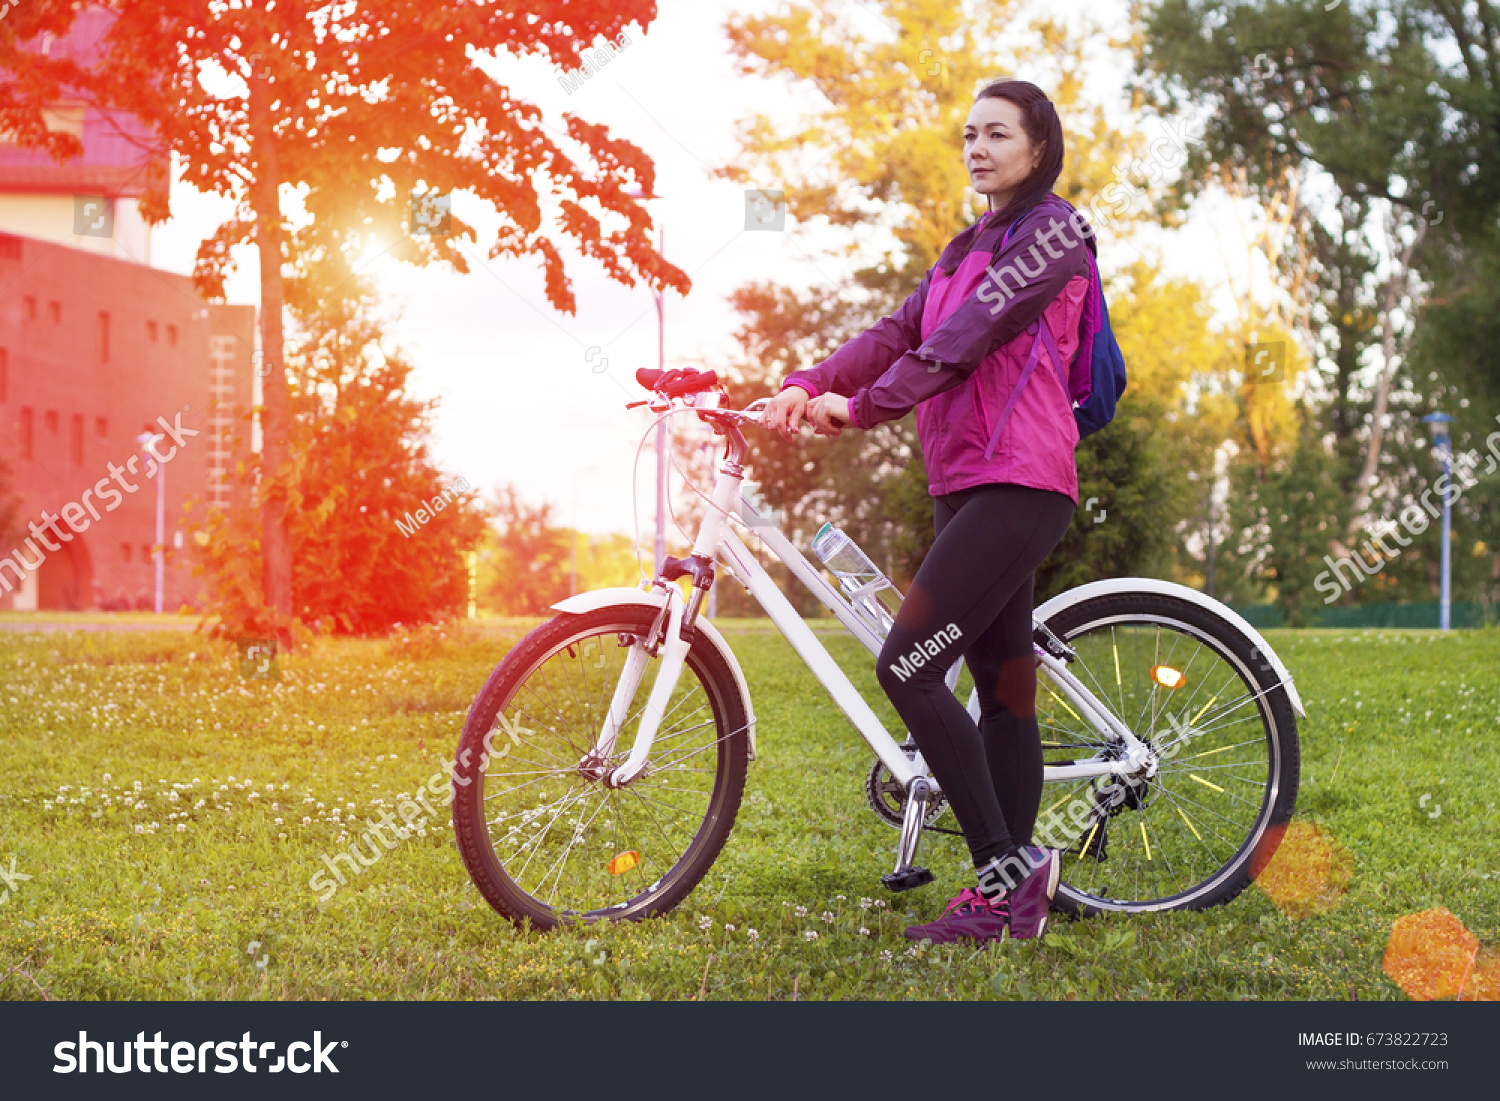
963, 96, 1043, 212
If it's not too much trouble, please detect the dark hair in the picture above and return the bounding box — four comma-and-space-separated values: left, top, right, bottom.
972, 79, 1064, 221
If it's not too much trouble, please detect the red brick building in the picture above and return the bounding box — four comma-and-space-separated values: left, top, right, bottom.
0, 8, 257, 611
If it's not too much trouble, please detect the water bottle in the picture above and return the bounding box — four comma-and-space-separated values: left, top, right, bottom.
811, 522, 904, 639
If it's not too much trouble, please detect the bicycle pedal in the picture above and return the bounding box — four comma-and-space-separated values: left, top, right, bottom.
881, 866, 935, 892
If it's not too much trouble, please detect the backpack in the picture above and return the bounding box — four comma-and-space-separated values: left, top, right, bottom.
994, 204, 1127, 441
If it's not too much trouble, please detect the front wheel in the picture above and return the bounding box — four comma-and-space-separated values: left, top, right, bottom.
1035, 591, 1300, 916
452, 602, 751, 930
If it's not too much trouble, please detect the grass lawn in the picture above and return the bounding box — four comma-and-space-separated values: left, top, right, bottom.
0, 620, 1496, 1001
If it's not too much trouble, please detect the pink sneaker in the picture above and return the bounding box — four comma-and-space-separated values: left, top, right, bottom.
903, 887, 1010, 944
1004, 846, 1060, 939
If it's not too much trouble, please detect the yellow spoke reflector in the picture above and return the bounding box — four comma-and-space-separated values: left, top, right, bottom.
1140, 821, 1151, 861
1150, 664, 1186, 690
1077, 820, 1100, 862
1175, 803, 1203, 842
1191, 692, 1221, 725
606, 851, 640, 875
1188, 773, 1224, 793
1045, 687, 1084, 726
1113, 639, 1123, 690
1184, 743, 1236, 760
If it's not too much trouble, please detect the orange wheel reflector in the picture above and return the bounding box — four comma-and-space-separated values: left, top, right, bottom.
1150, 664, 1186, 689
606, 851, 640, 875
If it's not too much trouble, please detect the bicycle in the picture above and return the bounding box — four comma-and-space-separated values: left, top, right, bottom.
452, 368, 1304, 930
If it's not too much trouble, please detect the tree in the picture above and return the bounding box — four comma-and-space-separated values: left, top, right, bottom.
21, 1, 690, 639
194, 274, 485, 637
482, 485, 571, 616
1137, 0, 1500, 610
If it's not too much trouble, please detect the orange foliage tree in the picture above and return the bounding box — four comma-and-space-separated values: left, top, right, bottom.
16, 0, 688, 630
194, 275, 486, 638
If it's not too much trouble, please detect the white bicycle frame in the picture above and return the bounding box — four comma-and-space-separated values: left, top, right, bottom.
570, 393, 1167, 797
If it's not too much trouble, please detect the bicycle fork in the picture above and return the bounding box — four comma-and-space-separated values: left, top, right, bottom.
581, 586, 692, 788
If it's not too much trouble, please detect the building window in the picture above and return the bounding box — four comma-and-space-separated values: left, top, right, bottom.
48, 301, 60, 323
23, 296, 36, 320
95, 416, 107, 439
146, 320, 158, 341
121, 543, 132, 564
166, 324, 178, 347
19, 407, 32, 459
0, 348, 6, 403
44, 409, 57, 434
98, 311, 110, 362
70, 414, 83, 466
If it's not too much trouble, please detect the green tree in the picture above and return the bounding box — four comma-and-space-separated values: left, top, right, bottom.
481, 485, 571, 616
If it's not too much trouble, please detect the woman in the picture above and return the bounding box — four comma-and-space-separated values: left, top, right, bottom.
762, 79, 1098, 944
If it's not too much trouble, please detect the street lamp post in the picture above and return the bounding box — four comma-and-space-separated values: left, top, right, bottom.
1422, 412, 1454, 631
136, 429, 167, 614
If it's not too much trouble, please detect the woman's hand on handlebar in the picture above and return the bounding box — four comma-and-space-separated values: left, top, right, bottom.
807, 393, 853, 437
762, 386, 811, 440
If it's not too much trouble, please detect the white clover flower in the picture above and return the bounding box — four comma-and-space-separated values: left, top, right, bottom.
835, 894, 846, 901
859, 897, 873, 910
169, 790, 180, 802
874, 899, 887, 909
134, 824, 144, 834
698, 915, 712, 931
859, 927, 871, 936
803, 930, 818, 942
102, 772, 112, 784
880, 950, 893, 964
274, 818, 283, 826
747, 929, 759, 942
821, 911, 834, 923
302, 817, 312, 826
724, 924, 736, 933
176, 823, 187, 832
794, 906, 808, 918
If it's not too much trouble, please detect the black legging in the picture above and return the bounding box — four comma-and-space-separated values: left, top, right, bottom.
876, 482, 1075, 868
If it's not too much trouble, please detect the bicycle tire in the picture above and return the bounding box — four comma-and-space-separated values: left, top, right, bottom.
1036, 591, 1299, 916
453, 602, 750, 930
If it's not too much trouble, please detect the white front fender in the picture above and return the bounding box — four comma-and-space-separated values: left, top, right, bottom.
549, 587, 758, 759
1034, 578, 1306, 718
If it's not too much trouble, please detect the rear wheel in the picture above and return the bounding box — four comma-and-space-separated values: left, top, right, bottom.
1034, 592, 1299, 915
453, 603, 750, 930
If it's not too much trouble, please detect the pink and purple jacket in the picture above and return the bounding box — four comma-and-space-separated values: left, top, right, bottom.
782, 193, 1097, 504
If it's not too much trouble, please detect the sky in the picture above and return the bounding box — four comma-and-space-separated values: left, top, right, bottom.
142, 0, 1245, 543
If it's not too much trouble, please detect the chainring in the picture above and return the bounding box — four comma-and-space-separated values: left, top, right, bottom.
864, 745, 949, 830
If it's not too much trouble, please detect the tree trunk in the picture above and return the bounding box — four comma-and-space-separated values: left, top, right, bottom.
1348, 212, 1426, 541
248, 68, 293, 635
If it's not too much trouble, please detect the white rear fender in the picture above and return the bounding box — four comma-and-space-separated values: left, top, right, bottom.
549, 587, 758, 758
1034, 578, 1306, 718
